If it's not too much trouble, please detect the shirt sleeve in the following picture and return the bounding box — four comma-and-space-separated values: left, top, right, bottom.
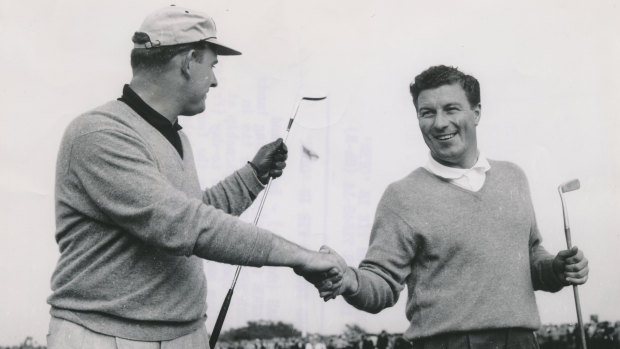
344, 187, 416, 313
67, 129, 274, 266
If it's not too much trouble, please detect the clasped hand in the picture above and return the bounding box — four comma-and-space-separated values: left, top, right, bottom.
294, 246, 356, 301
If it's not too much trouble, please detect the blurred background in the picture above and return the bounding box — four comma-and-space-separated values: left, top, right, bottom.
0, 0, 618, 345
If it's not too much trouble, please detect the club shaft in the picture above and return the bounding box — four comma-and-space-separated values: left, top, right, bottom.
210, 111, 298, 347
560, 191, 587, 349
573, 285, 587, 349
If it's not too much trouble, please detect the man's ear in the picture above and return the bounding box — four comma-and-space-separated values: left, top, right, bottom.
180, 50, 195, 79
473, 103, 481, 126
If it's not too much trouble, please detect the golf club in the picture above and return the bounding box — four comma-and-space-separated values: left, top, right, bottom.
558, 179, 587, 349
209, 93, 327, 349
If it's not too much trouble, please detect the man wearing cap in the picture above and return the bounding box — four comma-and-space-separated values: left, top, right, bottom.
46, 6, 344, 348
313, 65, 589, 349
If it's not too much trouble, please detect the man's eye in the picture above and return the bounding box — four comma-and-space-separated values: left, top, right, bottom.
419, 112, 434, 118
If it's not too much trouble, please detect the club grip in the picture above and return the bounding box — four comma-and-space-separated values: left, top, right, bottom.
209, 288, 234, 349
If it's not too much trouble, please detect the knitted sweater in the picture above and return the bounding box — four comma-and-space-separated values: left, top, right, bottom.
48, 100, 275, 340
344, 161, 564, 340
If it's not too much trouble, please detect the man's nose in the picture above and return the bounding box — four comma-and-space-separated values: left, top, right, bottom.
210, 73, 218, 88
432, 111, 450, 129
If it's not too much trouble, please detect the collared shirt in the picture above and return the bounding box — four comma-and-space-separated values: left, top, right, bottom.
118, 84, 184, 158
424, 152, 491, 192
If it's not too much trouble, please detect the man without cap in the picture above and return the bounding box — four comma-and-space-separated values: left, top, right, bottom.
46, 6, 344, 348
314, 65, 589, 349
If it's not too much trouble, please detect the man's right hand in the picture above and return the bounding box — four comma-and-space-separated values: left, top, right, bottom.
305, 246, 359, 301
294, 246, 347, 287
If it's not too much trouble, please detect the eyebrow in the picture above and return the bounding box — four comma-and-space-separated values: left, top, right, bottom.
418, 106, 435, 112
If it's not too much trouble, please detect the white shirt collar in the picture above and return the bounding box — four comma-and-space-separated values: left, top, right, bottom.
425, 152, 491, 180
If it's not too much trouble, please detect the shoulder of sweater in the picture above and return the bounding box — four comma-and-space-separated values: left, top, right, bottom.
488, 158, 522, 171
64, 100, 143, 139
389, 167, 438, 189
487, 159, 529, 181
378, 167, 432, 207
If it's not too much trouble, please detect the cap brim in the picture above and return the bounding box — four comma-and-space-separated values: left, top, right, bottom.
205, 39, 241, 56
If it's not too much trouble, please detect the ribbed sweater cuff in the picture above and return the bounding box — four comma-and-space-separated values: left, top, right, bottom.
541, 257, 566, 291
238, 163, 266, 194
343, 267, 364, 301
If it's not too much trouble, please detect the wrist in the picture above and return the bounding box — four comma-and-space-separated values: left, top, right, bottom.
247, 161, 260, 175
341, 267, 359, 295
247, 161, 269, 184
551, 256, 569, 286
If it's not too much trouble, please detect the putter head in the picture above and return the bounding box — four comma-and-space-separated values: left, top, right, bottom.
301, 95, 327, 101
559, 179, 580, 193
300, 90, 328, 101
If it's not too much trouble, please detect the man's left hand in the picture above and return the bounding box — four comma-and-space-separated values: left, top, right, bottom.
251, 138, 288, 184
552, 246, 589, 285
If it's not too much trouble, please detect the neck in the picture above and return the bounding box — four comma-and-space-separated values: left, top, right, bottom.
129, 75, 180, 124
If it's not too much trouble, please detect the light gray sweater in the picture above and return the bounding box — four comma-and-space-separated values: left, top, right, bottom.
48, 100, 275, 340
344, 161, 564, 340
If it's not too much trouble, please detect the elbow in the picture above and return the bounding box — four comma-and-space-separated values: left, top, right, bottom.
146, 230, 196, 257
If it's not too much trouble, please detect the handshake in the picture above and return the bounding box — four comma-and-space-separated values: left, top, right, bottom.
293, 246, 358, 301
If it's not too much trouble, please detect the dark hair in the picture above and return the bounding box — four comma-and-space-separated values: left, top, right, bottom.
130, 32, 211, 72
409, 65, 480, 109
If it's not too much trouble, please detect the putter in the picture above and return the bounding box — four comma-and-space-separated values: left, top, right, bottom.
209, 94, 327, 349
558, 179, 587, 349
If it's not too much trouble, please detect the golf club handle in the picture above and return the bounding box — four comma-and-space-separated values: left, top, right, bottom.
286, 100, 302, 133
210, 288, 234, 349
573, 285, 587, 349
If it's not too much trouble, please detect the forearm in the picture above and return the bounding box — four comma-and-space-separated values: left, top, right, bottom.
202, 164, 264, 215
530, 243, 565, 292
340, 188, 412, 312
343, 267, 400, 313
69, 130, 274, 264
529, 225, 564, 291
263, 234, 313, 268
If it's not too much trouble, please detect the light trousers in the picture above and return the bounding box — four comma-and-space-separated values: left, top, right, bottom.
47, 317, 209, 349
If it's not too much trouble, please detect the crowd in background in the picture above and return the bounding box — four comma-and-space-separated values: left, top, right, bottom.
215, 321, 620, 349
215, 331, 405, 349
3, 320, 620, 348
536, 321, 620, 349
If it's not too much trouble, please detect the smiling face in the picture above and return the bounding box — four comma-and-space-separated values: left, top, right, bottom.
416, 83, 481, 169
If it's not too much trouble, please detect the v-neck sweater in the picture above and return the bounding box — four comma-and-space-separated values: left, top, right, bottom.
48, 100, 275, 340
344, 160, 564, 340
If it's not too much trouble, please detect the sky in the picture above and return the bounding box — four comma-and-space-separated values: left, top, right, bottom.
1, 0, 619, 345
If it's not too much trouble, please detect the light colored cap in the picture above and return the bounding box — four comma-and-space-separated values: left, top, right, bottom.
134, 5, 241, 55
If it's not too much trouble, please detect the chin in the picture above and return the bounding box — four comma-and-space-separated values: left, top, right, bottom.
181, 105, 206, 116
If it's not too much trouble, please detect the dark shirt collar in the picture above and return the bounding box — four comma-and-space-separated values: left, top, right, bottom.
118, 84, 182, 131
118, 84, 184, 158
